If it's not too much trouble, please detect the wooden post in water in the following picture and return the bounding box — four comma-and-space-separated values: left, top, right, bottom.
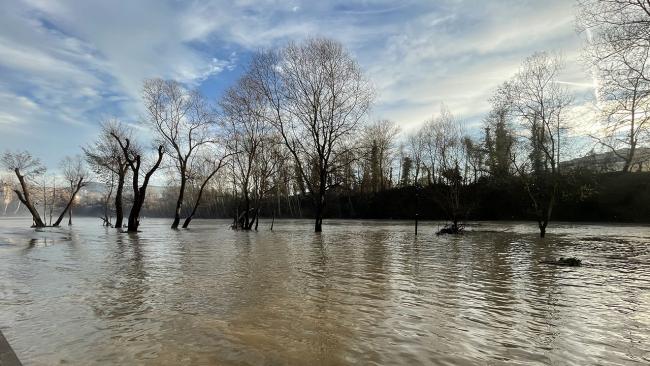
414, 183, 423, 236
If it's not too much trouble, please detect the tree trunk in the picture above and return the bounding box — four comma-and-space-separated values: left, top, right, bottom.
181, 182, 205, 229
114, 173, 125, 228
538, 220, 547, 238
127, 208, 140, 232
125, 146, 164, 233
622, 141, 636, 173
243, 191, 251, 230
13, 169, 45, 227
182, 163, 225, 228
314, 191, 325, 233
314, 215, 323, 232
53, 178, 84, 227
68, 210, 72, 225
171, 173, 186, 229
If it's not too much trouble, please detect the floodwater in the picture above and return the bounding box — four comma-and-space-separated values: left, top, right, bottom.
1, 218, 649, 366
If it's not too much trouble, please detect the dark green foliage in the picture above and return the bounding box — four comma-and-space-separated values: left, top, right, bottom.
484, 109, 514, 180
400, 157, 412, 187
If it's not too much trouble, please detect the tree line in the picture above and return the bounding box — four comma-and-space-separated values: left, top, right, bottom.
2, 1, 649, 237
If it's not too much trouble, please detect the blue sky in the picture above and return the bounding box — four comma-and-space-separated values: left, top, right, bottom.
0, 0, 592, 169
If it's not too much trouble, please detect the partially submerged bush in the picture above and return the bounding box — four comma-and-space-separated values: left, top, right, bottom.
558, 257, 582, 266
539, 257, 582, 266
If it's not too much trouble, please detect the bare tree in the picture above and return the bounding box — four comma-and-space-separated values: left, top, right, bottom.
247, 36, 376, 232
425, 106, 470, 233
494, 51, 574, 237
110, 133, 165, 232
53, 154, 88, 226
581, 32, 650, 170
576, 1, 650, 170
406, 129, 427, 185
1, 150, 47, 227
362, 119, 401, 190
83, 117, 135, 228
219, 75, 277, 230
576, 0, 650, 84
181, 149, 231, 228
220, 76, 287, 230
140, 78, 216, 229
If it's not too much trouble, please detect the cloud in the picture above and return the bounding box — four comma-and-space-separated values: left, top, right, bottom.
0, 0, 593, 169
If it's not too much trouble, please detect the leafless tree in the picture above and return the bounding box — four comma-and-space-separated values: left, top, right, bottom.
590, 51, 650, 171
580, 34, 650, 169
110, 133, 165, 232
424, 106, 470, 232
53, 154, 88, 226
494, 51, 574, 237
576, 1, 650, 171
140, 78, 216, 229
406, 129, 427, 185
1, 150, 47, 226
575, 0, 650, 83
247, 36, 376, 232
84, 117, 135, 227
181, 152, 230, 228
362, 119, 401, 190
219, 75, 287, 229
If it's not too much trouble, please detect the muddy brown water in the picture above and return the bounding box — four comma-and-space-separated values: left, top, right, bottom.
1, 218, 649, 365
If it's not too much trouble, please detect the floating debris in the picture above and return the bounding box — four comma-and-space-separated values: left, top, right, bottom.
539, 257, 582, 266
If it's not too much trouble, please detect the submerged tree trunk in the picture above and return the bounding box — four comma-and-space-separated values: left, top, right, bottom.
114, 173, 125, 228
182, 180, 208, 229
127, 150, 164, 233
171, 173, 186, 229
53, 178, 85, 227
538, 217, 549, 238
13, 168, 45, 227
314, 186, 326, 233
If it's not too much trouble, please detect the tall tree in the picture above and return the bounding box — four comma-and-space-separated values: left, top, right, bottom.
406, 130, 426, 185
576, 0, 650, 84
110, 133, 165, 232
248, 36, 376, 232
483, 106, 515, 180
494, 51, 574, 237
140, 78, 216, 229
219, 74, 281, 230
576, 0, 650, 171
1, 150, 47, 227
425, 106, 470, 233
362, 119, 401, 190
83, 117, 134, 228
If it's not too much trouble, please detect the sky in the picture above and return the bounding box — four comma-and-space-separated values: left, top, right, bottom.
0, 0, 594, 170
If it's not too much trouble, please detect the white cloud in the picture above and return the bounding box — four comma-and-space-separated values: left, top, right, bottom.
0, 0, 594, 167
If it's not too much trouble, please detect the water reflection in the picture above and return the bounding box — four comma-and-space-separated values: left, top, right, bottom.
0, 218, 649, 365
